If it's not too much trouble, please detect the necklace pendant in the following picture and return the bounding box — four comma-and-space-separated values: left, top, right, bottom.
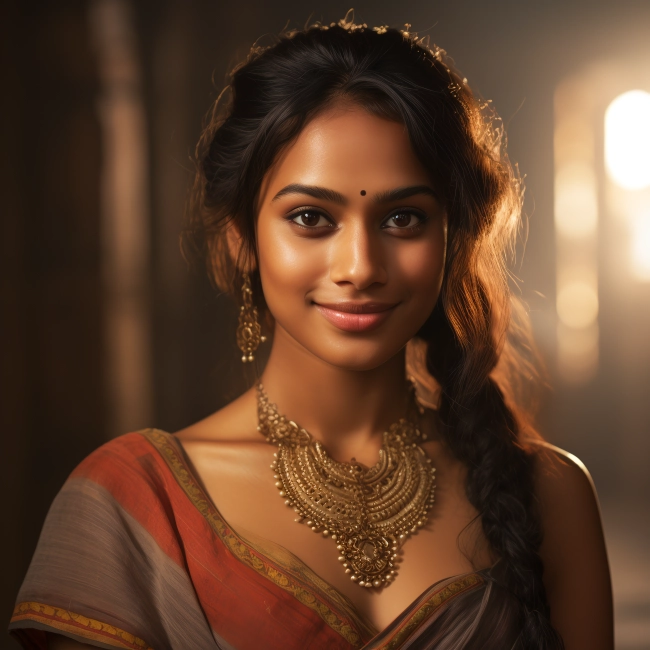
339, 532, 397, 588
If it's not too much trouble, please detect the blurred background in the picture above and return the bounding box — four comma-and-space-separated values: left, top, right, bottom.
1, 0, 649, 647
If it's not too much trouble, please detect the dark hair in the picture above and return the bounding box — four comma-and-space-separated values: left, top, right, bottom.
184, 15, 563, 648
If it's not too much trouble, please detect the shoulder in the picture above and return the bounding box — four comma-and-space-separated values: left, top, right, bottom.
58, 429, 197, 547
70, 429, 174, 492
527, 439, 614, 647
13, 430, 213, 649
29, 429, 196, 576
527, 439, 605, 564
55, 430, 188, 536
529, 439, 600, 522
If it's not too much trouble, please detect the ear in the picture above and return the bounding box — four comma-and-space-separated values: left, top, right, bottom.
225, 220, 257, 273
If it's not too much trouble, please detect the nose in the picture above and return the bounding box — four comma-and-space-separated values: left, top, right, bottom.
329, 221, 388, 290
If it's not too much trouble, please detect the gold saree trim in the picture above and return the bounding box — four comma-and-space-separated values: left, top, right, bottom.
142, 428, 370, 648
11, 601, 152, 649
377, 573, 485, 649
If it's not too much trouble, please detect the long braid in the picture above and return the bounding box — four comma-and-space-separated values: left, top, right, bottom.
408, 40, 565, 642
420, 296, 564, 647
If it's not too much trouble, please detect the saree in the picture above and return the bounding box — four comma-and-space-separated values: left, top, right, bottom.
9, 429, 525, 649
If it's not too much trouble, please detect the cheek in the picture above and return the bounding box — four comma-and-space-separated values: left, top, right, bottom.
257, 219, 321, 302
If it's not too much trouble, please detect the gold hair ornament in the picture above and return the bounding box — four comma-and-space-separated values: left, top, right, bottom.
236, 273, 266, 363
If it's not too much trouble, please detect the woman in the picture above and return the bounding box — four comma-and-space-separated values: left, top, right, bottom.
10, 17, 612, 650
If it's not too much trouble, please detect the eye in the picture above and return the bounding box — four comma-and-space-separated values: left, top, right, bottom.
382, 211, 426, 230
289, 210, 333, 228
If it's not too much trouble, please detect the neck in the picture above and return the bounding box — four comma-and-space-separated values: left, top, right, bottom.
259, 325, 411, 465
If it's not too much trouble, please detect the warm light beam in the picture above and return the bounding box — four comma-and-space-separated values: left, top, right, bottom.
605, 90, 650, 190
557, 281, 599, 329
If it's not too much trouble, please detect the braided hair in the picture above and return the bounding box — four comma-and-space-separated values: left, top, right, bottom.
184, 15, 564, 647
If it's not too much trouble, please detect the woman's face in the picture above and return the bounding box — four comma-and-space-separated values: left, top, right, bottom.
255, 104, 447, 371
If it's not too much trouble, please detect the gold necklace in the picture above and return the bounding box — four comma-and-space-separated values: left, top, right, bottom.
256, 383, 436, 589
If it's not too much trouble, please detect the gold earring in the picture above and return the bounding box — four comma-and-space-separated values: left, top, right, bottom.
236, 273, 266, 363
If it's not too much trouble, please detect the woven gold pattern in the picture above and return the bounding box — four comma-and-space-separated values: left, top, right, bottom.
257, 383, 436, 589
12, 601, 152, 649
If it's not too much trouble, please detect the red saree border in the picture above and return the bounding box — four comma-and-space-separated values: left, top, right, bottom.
370, 573, 484, 649
142, 428, 370, 648
11, 601, 152, 650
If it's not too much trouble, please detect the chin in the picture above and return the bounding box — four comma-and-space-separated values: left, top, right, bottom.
303, 336, 408, 372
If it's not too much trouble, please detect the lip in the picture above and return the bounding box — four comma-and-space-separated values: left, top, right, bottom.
313, 301, 399, 332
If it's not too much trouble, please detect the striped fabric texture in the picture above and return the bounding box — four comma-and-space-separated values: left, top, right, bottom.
9, 430, 524, 649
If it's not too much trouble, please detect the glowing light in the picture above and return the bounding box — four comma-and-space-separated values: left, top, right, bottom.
605, 90, 650, 190
557, 323, 598, 384
554, 117, 593, 166
554, 75, 601, 383
631, 213, 650, 281
555, 162, 598, 237
557, 281, 599, 329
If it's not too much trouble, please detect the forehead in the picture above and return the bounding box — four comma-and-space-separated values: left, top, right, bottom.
259, 105, 431, 203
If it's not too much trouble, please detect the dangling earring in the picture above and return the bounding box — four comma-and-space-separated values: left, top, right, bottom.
236, 273, 266, 363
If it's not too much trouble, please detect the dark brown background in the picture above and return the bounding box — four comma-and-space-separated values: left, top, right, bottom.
2, 1, 649, 648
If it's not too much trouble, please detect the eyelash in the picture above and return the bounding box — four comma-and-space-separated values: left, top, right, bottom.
285, 208, 428, 235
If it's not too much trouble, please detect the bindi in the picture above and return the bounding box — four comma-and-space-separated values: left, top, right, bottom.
360, 190, 366, 196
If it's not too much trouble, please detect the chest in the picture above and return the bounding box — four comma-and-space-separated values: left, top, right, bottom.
182, 440, 493, 632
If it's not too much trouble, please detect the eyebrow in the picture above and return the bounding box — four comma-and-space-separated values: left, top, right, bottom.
271, 183, 438, 205
272, 184, 347, 204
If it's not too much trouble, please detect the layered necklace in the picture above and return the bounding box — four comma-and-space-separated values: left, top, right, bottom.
256, 383, 436, 589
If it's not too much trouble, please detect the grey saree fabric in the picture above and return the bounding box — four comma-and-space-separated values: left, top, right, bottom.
10, 430, 527, 649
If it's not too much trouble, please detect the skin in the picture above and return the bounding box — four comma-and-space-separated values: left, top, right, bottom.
47, 105, 613, 649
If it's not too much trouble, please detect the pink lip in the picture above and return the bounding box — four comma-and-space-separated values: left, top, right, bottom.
313, 302, 398, 332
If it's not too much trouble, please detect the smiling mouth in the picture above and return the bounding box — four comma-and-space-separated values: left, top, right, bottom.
312, 301, 399, 332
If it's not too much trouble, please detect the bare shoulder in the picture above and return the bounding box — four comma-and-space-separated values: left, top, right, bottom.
528, 439, 613, 649
529, 439, 606, 576
531, 440, 600, 521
